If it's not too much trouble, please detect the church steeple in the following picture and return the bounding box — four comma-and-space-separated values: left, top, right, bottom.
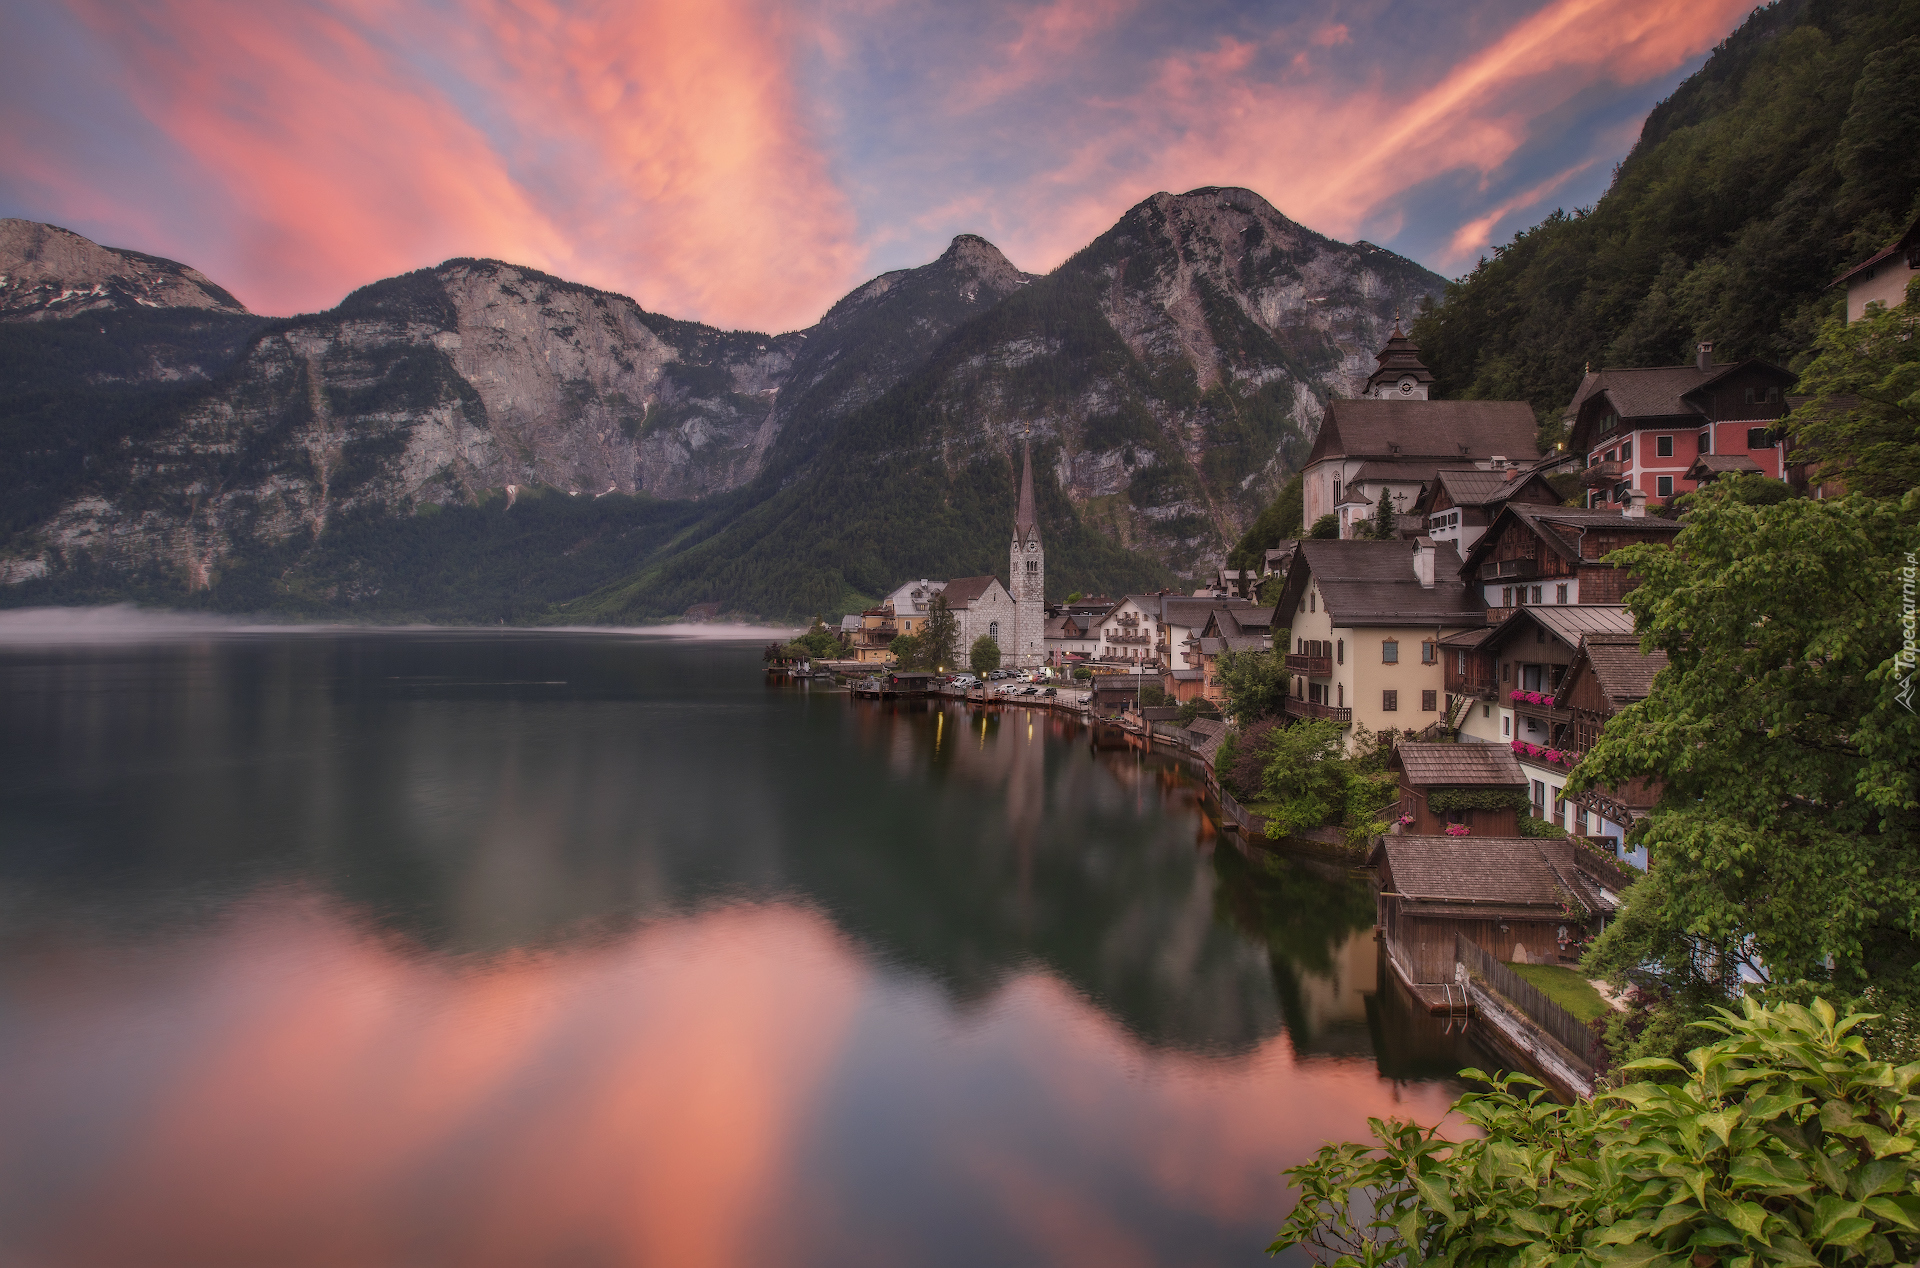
1365, 319, 1435, 399
1014, 438, 1039, 545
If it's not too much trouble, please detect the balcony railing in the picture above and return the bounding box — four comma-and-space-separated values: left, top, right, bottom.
1582, 461, 1624, 487
1108, 633, 1150, 645
1284, 697, 1352, 724
1284, 653, 1332, 677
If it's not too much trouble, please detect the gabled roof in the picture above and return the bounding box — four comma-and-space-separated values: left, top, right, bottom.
1457, 503, 1681, 578
1159, 595, 1253, 628
1555, 631, 1667, 708
1423, 466, 1560, 513
1365, 325, 1435, 392
1568, 359, 1796, 450
1833, 214, 1920, 287
1307, 399, 1542, 467
1392, 742, 1527, 787
1684, 453, 1763, 480
1480, 605, 1634, 656
1187, 717, 1228, 762
1374, 836, 1564, 907
1278, 539, 1480, 627
942, 576, 1003, 607
1349, 458, 1455, 485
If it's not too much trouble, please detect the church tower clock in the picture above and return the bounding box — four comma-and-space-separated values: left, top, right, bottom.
1010, 440, 1045, 669
1364, 321, 1435, 399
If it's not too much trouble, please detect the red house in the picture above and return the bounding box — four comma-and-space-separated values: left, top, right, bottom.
1564, 344, 1796, 507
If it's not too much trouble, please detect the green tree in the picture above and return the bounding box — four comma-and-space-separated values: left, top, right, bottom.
1785, 275, 1920, 499
1273, 998, 1920, 1268
1174, 696, 1220, 725
793, 616, 840, 659
1214, 647, 1287, 722
920, 594, 959, 671
1227, 470, 1305, 568
968, 633, 1002, 675
888, 631, 922, 669
1257, 719, 1351, 836
1308, 513, 1339, 540
1367, 490, 1397, 540
1571, 482, 1920, 1057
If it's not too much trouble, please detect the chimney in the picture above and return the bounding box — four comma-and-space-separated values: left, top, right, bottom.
1624, 488, 1648, 518
1696, 341, 1713, 372
1412, 537, 1436, 588
1504, 464, 1518, 481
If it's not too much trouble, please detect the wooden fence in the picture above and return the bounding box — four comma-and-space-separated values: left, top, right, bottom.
1455, 934, 1596, 1073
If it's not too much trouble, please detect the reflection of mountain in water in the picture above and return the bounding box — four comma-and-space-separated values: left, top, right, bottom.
0, 634, 1379, 1060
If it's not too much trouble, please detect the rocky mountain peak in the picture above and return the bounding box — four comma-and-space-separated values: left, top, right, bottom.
937, 233, 1029, 290
0, 219, 249, 321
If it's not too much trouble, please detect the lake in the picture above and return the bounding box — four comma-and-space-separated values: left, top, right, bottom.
0, 619, 1474, 1267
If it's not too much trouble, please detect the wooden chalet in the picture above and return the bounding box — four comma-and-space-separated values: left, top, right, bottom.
1190, 605, 1274, 706
1553, 631, 1669, 868
1458, 503, 1681, 618
1390, 742, 1528, 836
1415, 464, 1563, 556
1371, 834, 1628, 987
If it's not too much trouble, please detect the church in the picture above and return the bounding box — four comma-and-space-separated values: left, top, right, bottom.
885, 440, 1046, 670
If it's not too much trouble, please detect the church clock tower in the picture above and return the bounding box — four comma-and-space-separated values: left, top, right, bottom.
1364, 321, 1435, 399
1010, 440, 1045, 669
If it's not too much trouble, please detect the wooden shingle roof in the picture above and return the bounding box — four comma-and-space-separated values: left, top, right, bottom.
1308, 399, 1541, 466
1561, 631, 1667, 705
1392, 742, 1527, 788
1376, 836, 1564, 907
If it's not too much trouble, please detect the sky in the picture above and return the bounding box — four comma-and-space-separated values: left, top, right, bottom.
0, 0, 1758, 333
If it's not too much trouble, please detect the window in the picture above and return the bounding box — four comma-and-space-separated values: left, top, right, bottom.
1332, 477, 1342, 505
1336, 639, 1344, 664
989, 621, 998, 639
1381, 640, 1398, 663
1698, 430, 1711, 454
1296, 637, 1303, 653
1556, 583, 1569, 604
1382, 690, 1398, 712
1747, 427, 1777, 450
1483, 704, 1491, 718
1614, 482, 1632, 503
1421, 641, 1436, 664
1620, 440, 1632, 462
1309, 592, 1316, 612
1422, 690, 1437, 712
1456, 650, 1466, 673
1503, 714, 1510, 736
1604, 449, 1616, 463
1531, 780, 1546, 817
1656, 434, 1673, 457
1336, 684, 1343, 706
1530, 585, 1543, 604
1522, 664, 1542, 691
1502, 585, 1513, 606
1503, 662, 1511, 682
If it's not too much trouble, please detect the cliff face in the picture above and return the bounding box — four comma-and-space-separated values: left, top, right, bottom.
0, 219, 250, 320
1, 192, 1443, 614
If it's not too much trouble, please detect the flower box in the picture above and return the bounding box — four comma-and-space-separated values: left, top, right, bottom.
1544, 749, 1565, 766
1510, 740, 1526, 754
1509, 689, 1526, 701
1444, 823, 1471, 837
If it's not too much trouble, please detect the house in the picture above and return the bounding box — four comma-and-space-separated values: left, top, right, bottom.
1303, 399, 1543, 539
1191, 605, 1275, 707
1834, 213, 1919, 322
1389, 742, 1528, 836
1043, 611, 1100, 666
1372, 835, 1627, 987
942, 575, 1019, 666
851, 607, 898, 663
1564, 345, 1797, 506
1158, 594, 1259, 677
1092, 596, 1157, 670
1415, 464, 1564, 555
1091, 593, 1260, 674
1273, 538, 1482, 749
1553, 631, 1669, 869
1260, 544, 1297, 586
1457, 502, 1682, 617
882, 579, 946, 639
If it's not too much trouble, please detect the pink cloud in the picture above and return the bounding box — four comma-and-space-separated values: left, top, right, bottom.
1444, 157, 1599, 262
1312, 23, 1350, 47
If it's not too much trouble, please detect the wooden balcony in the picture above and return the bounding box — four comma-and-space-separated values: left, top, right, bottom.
1582, 461, 1624, 487
1108, 633, 1150, 645
1284, 653, 1332, 677
1284, 696, 1352, 724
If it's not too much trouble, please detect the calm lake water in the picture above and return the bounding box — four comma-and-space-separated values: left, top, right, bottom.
0, 623, 1473, 1268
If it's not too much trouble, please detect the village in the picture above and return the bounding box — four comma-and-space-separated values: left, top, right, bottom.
764, 237, 1915, 1102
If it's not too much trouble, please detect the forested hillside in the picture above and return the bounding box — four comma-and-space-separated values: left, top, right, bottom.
1412, 0, 1920, 438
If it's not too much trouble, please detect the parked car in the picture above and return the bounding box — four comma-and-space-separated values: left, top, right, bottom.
949, 674, 977, 687
1041, 688, 1056, 698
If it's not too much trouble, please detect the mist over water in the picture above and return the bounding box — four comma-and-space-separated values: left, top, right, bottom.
0, 632, 1470, 1267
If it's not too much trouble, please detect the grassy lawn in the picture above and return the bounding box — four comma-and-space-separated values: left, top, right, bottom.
1507, 963, 1612, 1023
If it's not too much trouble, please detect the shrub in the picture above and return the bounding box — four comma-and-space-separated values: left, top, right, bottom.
1273, 998, 1920, 1268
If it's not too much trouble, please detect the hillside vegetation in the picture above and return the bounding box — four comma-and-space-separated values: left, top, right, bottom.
1412, 0, 1920, 438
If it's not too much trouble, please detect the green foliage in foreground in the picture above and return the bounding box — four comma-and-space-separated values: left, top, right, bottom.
1273, 998, 1920, 1268
1214, 647, 1287, 723
1786, 276, 1920, 499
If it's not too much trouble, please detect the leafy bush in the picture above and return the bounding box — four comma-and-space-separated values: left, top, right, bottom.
1273, 998, 1920, 1268
1175, 696, 1220, 725
969, 633, 1002, 675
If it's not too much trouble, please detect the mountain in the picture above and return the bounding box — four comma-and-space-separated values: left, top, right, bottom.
0, 219, 249, 320
1410, 0, 1920, 431
0, 191, 1444, 619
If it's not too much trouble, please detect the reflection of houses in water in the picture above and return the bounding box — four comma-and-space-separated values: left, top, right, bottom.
1277, 926, 1379, 1057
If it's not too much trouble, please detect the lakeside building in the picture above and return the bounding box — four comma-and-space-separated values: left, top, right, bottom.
1414, 464, 1562, 556
1563, 344, 1796, 508
1273, 538, 1481, 750
1389, 741, 1527, 837
1190, 606, 1276, 706
1456, 501, 1683, 617
1552, 631, 1669, 867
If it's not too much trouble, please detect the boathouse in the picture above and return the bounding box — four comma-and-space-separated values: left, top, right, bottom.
1389, 742, 1527, 836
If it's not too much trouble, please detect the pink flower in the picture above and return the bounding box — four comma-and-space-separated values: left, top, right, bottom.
1509, 689, 1525, 701
1510, 740, 1526, 754
1445, 823, 1472, 836
1544, 748, 1564, 765
1397, 814, 1414, 825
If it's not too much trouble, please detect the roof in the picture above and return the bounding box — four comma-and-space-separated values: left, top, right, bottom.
1392, 742, 1527, 787
1365, 325, 1435, 390
1482, 605, 1633, 654
1685, 453, 1763, 479
1558, 631, 1667, 706
1280, 539, 1481, 627
1014, 440, 1040, 546
1833, 214, 1920, 286
941, 576, 1001, 607
1158, 595, 1254, 628
1307, 399, 1541, 468
1374, 836, 1565, 908
1168, 669, 1202, 681
1437, 626, 1494, 648
839, 615, 862, 632
1457, 503, 1682, 576
1187, 717, 1228, 762
1428, 466, 1559, 510
1349, 458, 1456, 485
1568, 359, 1797, 450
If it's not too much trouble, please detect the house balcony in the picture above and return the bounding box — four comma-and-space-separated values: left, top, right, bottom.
1582, 461, 1624, 487
1284, 653, 1332, 677
1284, 697, 1352, 725
1108, 633, 1150, 645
